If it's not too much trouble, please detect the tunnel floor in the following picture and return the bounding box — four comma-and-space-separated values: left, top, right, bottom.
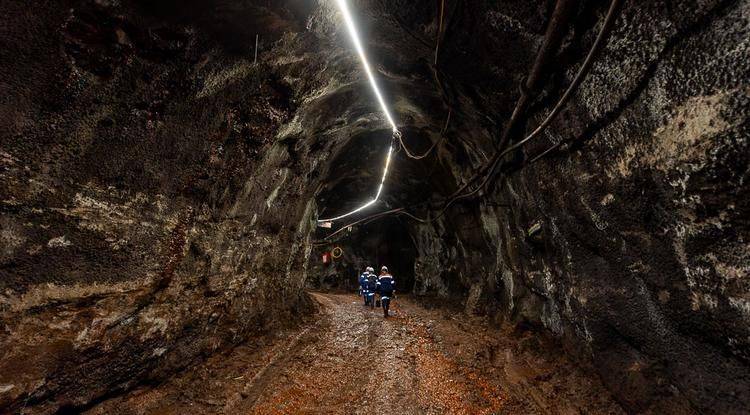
84, 293, 623, 414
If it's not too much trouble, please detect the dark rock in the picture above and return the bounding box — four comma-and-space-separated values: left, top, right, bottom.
1, 0, 748, 413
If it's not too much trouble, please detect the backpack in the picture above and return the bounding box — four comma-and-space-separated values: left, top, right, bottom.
366, 274, 378, 290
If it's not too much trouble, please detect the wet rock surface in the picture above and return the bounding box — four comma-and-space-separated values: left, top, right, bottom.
1, 0, 748, 413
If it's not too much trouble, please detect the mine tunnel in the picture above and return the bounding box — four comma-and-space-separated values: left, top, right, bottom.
0, 0, 748, 414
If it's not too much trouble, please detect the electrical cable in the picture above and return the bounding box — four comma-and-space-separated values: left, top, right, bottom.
398, 0, 456, 161
313, 207, 406, 244
423, 0, 623, 209
397, 108, 451, 159
315, 0, 623, 238
529, 140, 564, 164
495, 0, 576, 151
435, 0, 446, 65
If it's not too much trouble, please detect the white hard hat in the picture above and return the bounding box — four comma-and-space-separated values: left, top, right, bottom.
381, 266, 388, 272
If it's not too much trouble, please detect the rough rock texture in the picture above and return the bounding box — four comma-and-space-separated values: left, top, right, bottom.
371, 1, 749, 413
492, 3, 750, 412
315, 0, 750, 413
1, 0, 748, 413
0, 1, 319, 412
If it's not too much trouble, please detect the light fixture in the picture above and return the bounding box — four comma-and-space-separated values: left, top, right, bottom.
318, 144, 393, 223
334, 0, 398, 132
317, 0, 399, 224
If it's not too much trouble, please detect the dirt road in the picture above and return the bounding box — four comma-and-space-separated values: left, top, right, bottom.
87, 292, 623, 414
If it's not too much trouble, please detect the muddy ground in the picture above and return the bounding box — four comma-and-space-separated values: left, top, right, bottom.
84, 292, 623, 414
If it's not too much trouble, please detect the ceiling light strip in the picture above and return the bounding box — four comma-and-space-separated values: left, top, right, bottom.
317, 0, 399, 223
334, 0, 398, 132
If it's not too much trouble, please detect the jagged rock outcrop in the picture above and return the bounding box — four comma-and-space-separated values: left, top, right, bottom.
391, 1, 749, 413
0, 1, 321, 412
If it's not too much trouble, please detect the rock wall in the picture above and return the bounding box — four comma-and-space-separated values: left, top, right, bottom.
0, 1, 324, 412
403, 0, 749, 413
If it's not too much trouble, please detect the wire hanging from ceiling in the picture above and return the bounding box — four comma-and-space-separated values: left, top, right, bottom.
314, 0, 624, 241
